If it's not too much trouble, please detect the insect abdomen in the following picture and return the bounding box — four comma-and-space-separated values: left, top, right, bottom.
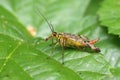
66, 38, 86, 47
57, 33, 86, 48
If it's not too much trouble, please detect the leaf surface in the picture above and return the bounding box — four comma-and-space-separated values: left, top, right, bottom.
98, 0, 120, 35
0, 0, 120, 80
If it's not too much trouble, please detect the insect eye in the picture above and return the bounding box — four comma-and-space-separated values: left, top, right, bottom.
52, 32, 57, 36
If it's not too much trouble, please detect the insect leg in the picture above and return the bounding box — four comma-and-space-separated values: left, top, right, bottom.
61, 41, 64, 64
60, 38, 66, 64
50, 41, 59, 56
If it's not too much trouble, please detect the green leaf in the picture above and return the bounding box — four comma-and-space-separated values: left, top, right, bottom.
98, 0, 120, 35
0, 34, 33, 80
78, 71, 104, 80
110, 68, 120, 80
0, 34, 82, 80
0, 0, 120, 80
0, 5, 32, 41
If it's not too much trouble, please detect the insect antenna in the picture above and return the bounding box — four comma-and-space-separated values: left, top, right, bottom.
35, 8, 54, 32
35, 7, 55, 57
50, 22, 55, 32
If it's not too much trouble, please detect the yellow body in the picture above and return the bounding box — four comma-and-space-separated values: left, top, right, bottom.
56, 33, 86, 48
46, 32, 100, 52
46, 32, 100, 64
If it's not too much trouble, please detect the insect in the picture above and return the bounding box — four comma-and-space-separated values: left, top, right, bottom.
37, 9, 100, 64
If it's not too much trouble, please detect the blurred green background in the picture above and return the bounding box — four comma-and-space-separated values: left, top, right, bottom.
0, 0, 120, 80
